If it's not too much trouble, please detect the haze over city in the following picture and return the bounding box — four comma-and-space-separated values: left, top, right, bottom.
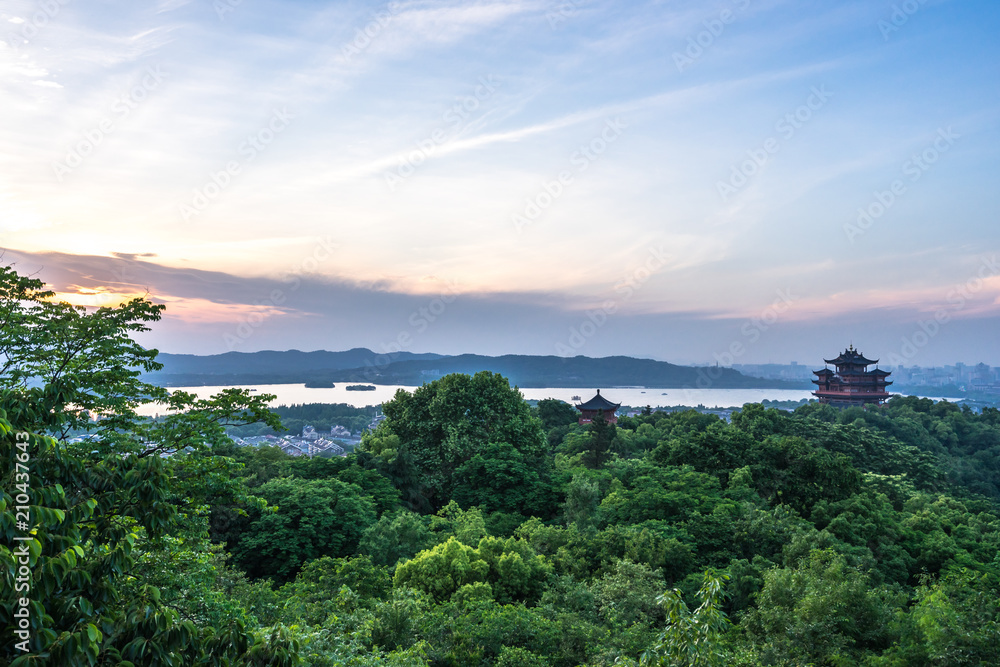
2, 0, 998, 366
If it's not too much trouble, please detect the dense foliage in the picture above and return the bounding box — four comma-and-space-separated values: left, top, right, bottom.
3, 264, 999, 665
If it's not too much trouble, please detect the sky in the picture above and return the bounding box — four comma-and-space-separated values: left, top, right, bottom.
1, 0, 999, 367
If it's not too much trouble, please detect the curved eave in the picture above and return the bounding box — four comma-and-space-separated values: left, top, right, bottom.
576, 403, 622, 411
575, 398, 622, 410
824, 355, 879, 366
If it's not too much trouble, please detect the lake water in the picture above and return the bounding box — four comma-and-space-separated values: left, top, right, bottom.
136, 383, 906, 415
136, 383, 961, 417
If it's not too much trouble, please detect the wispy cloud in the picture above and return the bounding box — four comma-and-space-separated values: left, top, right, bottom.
1, 0, 998, 363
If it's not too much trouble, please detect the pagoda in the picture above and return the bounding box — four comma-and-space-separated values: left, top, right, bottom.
812, 345, 893, 407
574, 390, 621, 425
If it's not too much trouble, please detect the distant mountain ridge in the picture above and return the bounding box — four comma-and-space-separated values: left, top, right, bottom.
149, 348, 443, 376
143, 348, 807, 390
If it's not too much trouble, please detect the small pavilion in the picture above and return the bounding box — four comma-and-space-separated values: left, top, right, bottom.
812, 345, 892, 407
574, 390, 621, 425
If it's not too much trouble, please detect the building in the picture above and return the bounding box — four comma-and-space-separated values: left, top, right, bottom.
812, 345, 892, 407
574, 390, 621, 425
368, 411, 387, 431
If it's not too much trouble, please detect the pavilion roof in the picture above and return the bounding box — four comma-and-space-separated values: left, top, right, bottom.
575, 390, 621, 411
824, 345, 878, 366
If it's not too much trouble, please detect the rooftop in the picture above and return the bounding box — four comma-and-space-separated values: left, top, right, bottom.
575, 389, 621, 411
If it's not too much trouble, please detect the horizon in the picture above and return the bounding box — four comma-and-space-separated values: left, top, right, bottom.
2, 0, 999, 366
150, 345, 995, 372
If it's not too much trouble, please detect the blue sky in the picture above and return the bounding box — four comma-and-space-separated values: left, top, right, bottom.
1, 0, 998, 366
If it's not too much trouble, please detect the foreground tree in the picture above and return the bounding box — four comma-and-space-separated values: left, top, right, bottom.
0, 265, 300, 665
639, 570, 731, 667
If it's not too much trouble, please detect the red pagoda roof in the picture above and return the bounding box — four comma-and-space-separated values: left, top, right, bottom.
575, 390, 621, 411
824, 344, 878, 366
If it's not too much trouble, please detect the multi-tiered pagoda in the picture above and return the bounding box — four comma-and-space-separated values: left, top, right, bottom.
812, 345, 892, 407
575, 390, 620, 425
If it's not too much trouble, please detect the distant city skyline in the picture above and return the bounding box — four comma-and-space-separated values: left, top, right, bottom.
2, 1, 998, 366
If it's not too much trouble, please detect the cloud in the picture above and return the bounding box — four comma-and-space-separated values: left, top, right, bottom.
339, 0, 538, 61
4, 248, 999, 366
112, 251, 158, 260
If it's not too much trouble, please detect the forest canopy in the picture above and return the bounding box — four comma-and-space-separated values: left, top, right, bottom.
2, 265, 999, 666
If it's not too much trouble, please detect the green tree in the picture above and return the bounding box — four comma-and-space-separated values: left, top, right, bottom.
563, 473, 602, 528
582, 410, 615, 469
497, 645, 550, 666
641, 570, 731, 667
393, 533, 552, 606
393, 537, 489, 602
876, 569, 1000, 666
431, 500, 488, 546
277, 555, 391, 625
742, 549, 901, 665
535, 398, 579, 431
592, 559, 665, 627
476, 535, 553, 605
359, 510, 439, 568
233, 477, 377, 582
451, 441, 556, 516
360, 372, 547, 507
0, 265, 300, 665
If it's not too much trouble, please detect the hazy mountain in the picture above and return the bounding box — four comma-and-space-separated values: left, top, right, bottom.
143, 348, 806, 389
